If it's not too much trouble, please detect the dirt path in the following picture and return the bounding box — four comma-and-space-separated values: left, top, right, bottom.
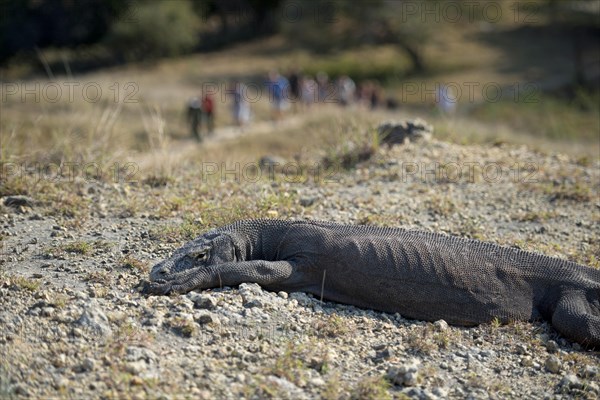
133, 113, 311, 172
130, 103, 373, 173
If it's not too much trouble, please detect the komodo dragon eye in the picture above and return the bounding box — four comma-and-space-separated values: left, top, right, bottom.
194, 251, 207, 260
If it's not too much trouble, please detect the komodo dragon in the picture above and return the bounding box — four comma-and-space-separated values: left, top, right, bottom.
143, 219, 600, 347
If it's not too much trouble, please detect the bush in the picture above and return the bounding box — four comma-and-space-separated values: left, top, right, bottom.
106, 0, 200, 61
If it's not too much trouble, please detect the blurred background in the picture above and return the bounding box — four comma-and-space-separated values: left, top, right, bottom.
1, 0, 599, 175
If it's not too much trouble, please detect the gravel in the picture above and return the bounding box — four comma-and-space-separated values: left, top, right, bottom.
0, 136, 599, 399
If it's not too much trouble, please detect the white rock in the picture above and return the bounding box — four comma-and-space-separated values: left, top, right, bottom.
559, 374, 582, 391
544, 355, 561, 374
74, 302, 112, 337
433, 319, 448, 331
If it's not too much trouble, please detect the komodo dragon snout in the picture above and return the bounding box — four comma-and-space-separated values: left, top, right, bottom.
149, 230, 237, 283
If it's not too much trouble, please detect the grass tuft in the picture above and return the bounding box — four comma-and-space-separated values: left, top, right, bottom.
269, 343, 307, 386
351, 376, 391, 400
120, 256, 149, 273
313, 314, 351, 338
62, 241, 93, 255
9, 275, 41, 292
168, 317, 197, 338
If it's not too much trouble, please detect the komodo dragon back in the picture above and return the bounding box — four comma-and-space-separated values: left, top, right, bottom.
144, 219, 600, 348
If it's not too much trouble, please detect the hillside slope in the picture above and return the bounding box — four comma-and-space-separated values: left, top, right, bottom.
1, 131, 599, 399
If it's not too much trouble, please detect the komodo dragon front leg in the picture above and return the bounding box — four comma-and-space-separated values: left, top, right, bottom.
143, 260, 296, 295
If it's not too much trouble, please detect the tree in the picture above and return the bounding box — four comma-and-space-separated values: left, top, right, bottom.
278, 0, 431, 73
105, 0, 200, 61
0, 0, 127, 63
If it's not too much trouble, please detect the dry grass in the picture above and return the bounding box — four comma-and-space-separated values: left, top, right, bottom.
1, 17, 598, 270
165, 317, 197, 338
312, 314, 352, 338
3, 19, 598, 184
351, 376, 391, 400
7, 275, 41, 292
120, 256, 150, 274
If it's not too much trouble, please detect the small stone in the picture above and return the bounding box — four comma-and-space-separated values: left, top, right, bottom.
299, 197, 317, 207
125, 346, 157, 363
188, 293, 217, 310
82, 357, 96, 372
72, 328, 83, 337
402, 387, 425, 399
130, 376, 144, 386
480, 350, 495, 358
265, 375, 304, 397
433, 387, 449, 397
545, 355, 561, 374
75, 292, 89, 300
194, 311, 217, 325
377, 119, 433, 147
74, 357, 96, 373
74, 303, 112, 337
75, 303, 112, 336
521, 356, 533, 367
41, 307, 54, 317
54, 377, 69, 389
466, 353, 478, 369
125, 361, 146, 375
244, 299, 263, 308
13, 384, 29, 396
310, 377, 325, 387
546, 340, 559, 353
52, 354, 67, 368
559, 374, 582, 390
3, 195, 34, 208
277, 291, 288, 299
404, 371, 419, 386
587, 383, 599, 395
433, 319, 448, 331
387, 359, 420, 386
515, 344, 528, 355
142, 309, 164, 327
373, 346, 394, 360
581, 365, 598, 378
289, 292, 313, 306
176, 297, 195, 311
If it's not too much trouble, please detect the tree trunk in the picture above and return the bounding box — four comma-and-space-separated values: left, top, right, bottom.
398, 41, 425, 74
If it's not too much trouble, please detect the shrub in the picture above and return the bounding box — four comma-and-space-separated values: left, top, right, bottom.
106, 0, 200, 61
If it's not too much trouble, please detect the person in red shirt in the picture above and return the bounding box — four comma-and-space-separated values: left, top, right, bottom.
201, 92, 215, 136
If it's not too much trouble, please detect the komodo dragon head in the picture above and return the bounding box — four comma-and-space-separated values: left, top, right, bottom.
149, 230, 238, 282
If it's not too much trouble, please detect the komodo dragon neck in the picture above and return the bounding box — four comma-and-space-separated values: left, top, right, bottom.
220, 219, 292, 262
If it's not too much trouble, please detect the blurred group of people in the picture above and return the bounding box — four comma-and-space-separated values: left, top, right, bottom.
187, 69, 415, 141
284, 69, 393, 111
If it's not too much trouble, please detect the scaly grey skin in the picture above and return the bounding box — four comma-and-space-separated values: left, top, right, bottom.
143, 219, 600, 347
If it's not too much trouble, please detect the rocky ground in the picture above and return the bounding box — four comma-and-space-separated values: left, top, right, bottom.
1, 131, 599, 399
